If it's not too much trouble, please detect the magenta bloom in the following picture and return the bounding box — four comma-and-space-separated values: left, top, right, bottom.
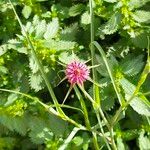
65, 61, 90, 85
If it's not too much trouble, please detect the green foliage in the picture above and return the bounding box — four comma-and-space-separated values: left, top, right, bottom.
120, 78, 150, 116
0, 0, 150, 149
138, 130, 150, 150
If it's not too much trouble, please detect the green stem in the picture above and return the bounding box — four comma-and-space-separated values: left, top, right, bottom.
92, 132, 100, 150
89, 0, 100, 108
58, 127, 80, 150
110, 127, 117, 150
93, 41, 123, 106
98, 108, 118, 150
95, 112, 112, 150
74, 86, 91, 130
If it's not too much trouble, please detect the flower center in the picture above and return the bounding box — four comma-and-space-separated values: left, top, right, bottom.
74, 69, 81, 76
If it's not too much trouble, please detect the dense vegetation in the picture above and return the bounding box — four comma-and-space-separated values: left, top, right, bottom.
0, 0, 150, 149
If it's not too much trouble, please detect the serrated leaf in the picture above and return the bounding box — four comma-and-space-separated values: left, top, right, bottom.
48, 114, 67, 136
138, 130, 150, 150
96, 55, 118, 77
0, 114, 28, 135
29, 55, 39, 74
81, 11, 91, 25
88, 79, 115, 111
5, 94, 18, 106
28, 116, 53, 144
29, 73, 44, 92
58, 52, 79, 64
129, 0, 150, 9
132, 10, 150, 23
120, 54, 144, 76
132, 32, 149, 48
69, 4, 85, 17
22, 5, 32, 19
60, 23, 78, 41
0, 44, 8, 56
35, 20, 47, 39
99, 12, 121, 35
120, 78, 150, 116
8, 39, 28, 54
44, 18, 59, 39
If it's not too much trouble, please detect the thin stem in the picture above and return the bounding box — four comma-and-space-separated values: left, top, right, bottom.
78, 84, 95, 104
89, 0, 100, 107
58, 127, 80, 150
93, 41, 123, 106
98, 108, 117, 149
92, 132, 100, 150
99, 108, 110, 129
74, 86, 91, 130
95, 112, 112, 150
110, 127, 117, 150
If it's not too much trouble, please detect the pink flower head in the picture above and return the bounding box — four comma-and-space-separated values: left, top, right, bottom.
65, 61, 90, 85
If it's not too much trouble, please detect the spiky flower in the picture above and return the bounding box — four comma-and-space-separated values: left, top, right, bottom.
65, 61, 90, 85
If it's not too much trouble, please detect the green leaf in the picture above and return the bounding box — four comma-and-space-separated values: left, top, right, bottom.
73, 136, 83, 146
0, 114, 28, 135
81, 11, 91, 25
69, 4, 85, 17
120, 78, 150, 116
35, 20, 47, 39
99, 12, 121, 35
129, 0, 150, 9
44, 18, 59, 39
96, 55, 118, 77
0, 44, 8, 56
29, 73, 44, 92
58, 52, 79, 64
29, 55, 39, 74
28, 116, 53, 144
60, 23, 78, 41
117, 137, 125, 150
120, 54, 144, 76
118, 129, 139, 141
132, 31, 149, 48
8, 39, 28, 54
4, 94, 18, 106
48, 114, 67, 136
0, 66, 8, 75
138, 130, 150, 150
22, 5, 32, 19
132, 10, 150, 23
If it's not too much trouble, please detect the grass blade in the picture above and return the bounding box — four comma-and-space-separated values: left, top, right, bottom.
93, 41, 123, 106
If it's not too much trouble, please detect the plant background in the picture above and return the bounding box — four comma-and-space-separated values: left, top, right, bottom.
0, 0, 150, 149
